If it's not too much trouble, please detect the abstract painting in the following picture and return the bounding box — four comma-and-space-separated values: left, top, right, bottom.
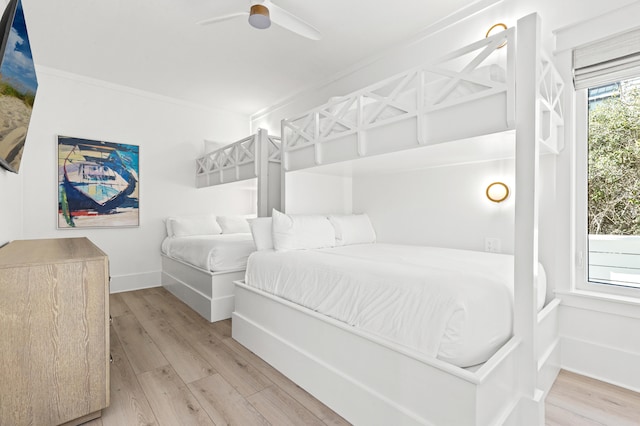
58, 136, 139, 228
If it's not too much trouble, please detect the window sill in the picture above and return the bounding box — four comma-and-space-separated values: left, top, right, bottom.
555, 289, 640, 319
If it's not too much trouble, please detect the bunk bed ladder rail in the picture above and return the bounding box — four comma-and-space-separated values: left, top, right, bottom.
513, 13, 565, 425
537, 51, 565, 153
281, 26, 515, 171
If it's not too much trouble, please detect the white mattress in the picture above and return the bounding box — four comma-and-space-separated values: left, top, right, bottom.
245, 243, 546, 367
161, 234, 255, 272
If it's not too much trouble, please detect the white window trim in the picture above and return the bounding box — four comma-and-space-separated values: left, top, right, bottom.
574, 87, 640, 299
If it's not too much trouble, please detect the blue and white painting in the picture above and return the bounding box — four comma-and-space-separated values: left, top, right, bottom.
0, 0, 38, 173
58, 136, 140, 228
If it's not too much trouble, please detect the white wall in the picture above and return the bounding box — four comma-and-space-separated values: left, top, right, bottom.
17, 67, 251, 292
0, 171, 22, 246
559, 302, 640, 393
285, 171, 352, 215
353, 160, 515, 252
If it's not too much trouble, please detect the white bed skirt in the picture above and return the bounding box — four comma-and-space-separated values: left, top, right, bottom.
161, 254, 244, 322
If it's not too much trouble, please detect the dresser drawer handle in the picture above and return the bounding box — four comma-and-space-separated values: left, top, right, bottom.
110, 354, 113, 364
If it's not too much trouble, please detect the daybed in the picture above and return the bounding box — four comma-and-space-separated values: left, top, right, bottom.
161, 214, 255, 322
161, 129, 282, 322
232, 13, 564, 425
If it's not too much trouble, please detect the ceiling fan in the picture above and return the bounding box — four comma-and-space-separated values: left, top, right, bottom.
198, 0, 321, 40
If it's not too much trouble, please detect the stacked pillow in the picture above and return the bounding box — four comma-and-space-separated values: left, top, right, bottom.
165, 215, 251, 238
216, 216, 251, 234
272, 209, 336, 251
166, 214, 222, 238
248, 217, 275, 251
249, 210, 376, 251
328, 214, 377, 246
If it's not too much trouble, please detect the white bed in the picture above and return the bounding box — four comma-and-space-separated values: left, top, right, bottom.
245, 243, 545, 368
160, 215, 256, 322
163, 128, 282, 322
234, 13, 564, 426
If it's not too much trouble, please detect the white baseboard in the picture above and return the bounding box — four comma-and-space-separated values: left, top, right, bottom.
110, 271, 162, 293
561, 336, 640, 393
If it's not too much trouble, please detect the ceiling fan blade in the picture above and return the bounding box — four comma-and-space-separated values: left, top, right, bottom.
268, 3, 321, 40
197, 12, 248, 26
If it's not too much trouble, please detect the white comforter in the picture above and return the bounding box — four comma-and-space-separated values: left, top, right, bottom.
245, 243, 546, 367
162, 234, 256, 272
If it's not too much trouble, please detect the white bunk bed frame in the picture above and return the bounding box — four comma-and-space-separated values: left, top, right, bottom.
161, 129, 281, 322
232, 14, 564, 425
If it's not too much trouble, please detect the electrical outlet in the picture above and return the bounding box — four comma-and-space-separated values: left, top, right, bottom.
485, 237, 502, 253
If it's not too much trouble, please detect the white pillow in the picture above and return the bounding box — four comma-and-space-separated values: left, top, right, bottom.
328, 214, 376, 246
249, 217, 273, 251
169, 215, 222, 237
165, 218, 175, 238
272, 209, 336, 251
217, 216, 251, 234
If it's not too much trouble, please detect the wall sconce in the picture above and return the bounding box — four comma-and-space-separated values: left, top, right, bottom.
485, 23, 507, 49
486, 182, 509, 203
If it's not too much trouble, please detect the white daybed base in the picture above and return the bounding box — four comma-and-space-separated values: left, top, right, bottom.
161, 254, 244, 322
233, 281, 561, 426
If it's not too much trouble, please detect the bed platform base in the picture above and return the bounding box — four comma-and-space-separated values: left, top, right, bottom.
232, 282, 560, 425
161, 254, 244, 322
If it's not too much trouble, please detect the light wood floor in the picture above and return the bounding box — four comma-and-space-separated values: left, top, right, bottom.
85, 288, 640, 426
546, 370, 640, 426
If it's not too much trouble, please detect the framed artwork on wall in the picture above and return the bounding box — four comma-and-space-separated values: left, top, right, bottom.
57, 136, 139, 228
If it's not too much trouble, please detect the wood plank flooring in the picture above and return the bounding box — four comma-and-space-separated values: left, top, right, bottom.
91, 287, 349, 426
546, 370, 640, 426
85, 288, 639, 425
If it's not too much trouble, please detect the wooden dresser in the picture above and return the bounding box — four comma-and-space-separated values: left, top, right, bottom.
0, 237, 110, 425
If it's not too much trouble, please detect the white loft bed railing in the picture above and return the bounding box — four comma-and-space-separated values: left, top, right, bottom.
195, 128, 281, 217
233, 13, 566, 426
196, 129, 281, 186
281, 23, 564, 172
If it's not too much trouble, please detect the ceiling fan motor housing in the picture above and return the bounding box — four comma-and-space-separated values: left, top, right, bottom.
249, 4, 271, 29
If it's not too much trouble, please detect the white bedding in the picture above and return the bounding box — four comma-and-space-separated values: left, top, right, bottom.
162, 233, 255, 272
245, 243, 546, 367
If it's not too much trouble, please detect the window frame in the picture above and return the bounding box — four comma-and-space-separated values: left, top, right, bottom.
575, 84, 640, 298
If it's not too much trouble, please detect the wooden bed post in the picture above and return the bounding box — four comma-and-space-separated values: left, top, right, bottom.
515, 12, 544, 424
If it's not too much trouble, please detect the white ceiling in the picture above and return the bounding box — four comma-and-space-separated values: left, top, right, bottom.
24, 0, 489, 116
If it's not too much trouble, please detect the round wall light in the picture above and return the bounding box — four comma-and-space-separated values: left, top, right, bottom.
486, 182, 510, 203
485, 23, 508, 49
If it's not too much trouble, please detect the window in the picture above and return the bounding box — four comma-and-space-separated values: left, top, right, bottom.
573, 27, 640, 296
586, 78, 640, 289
